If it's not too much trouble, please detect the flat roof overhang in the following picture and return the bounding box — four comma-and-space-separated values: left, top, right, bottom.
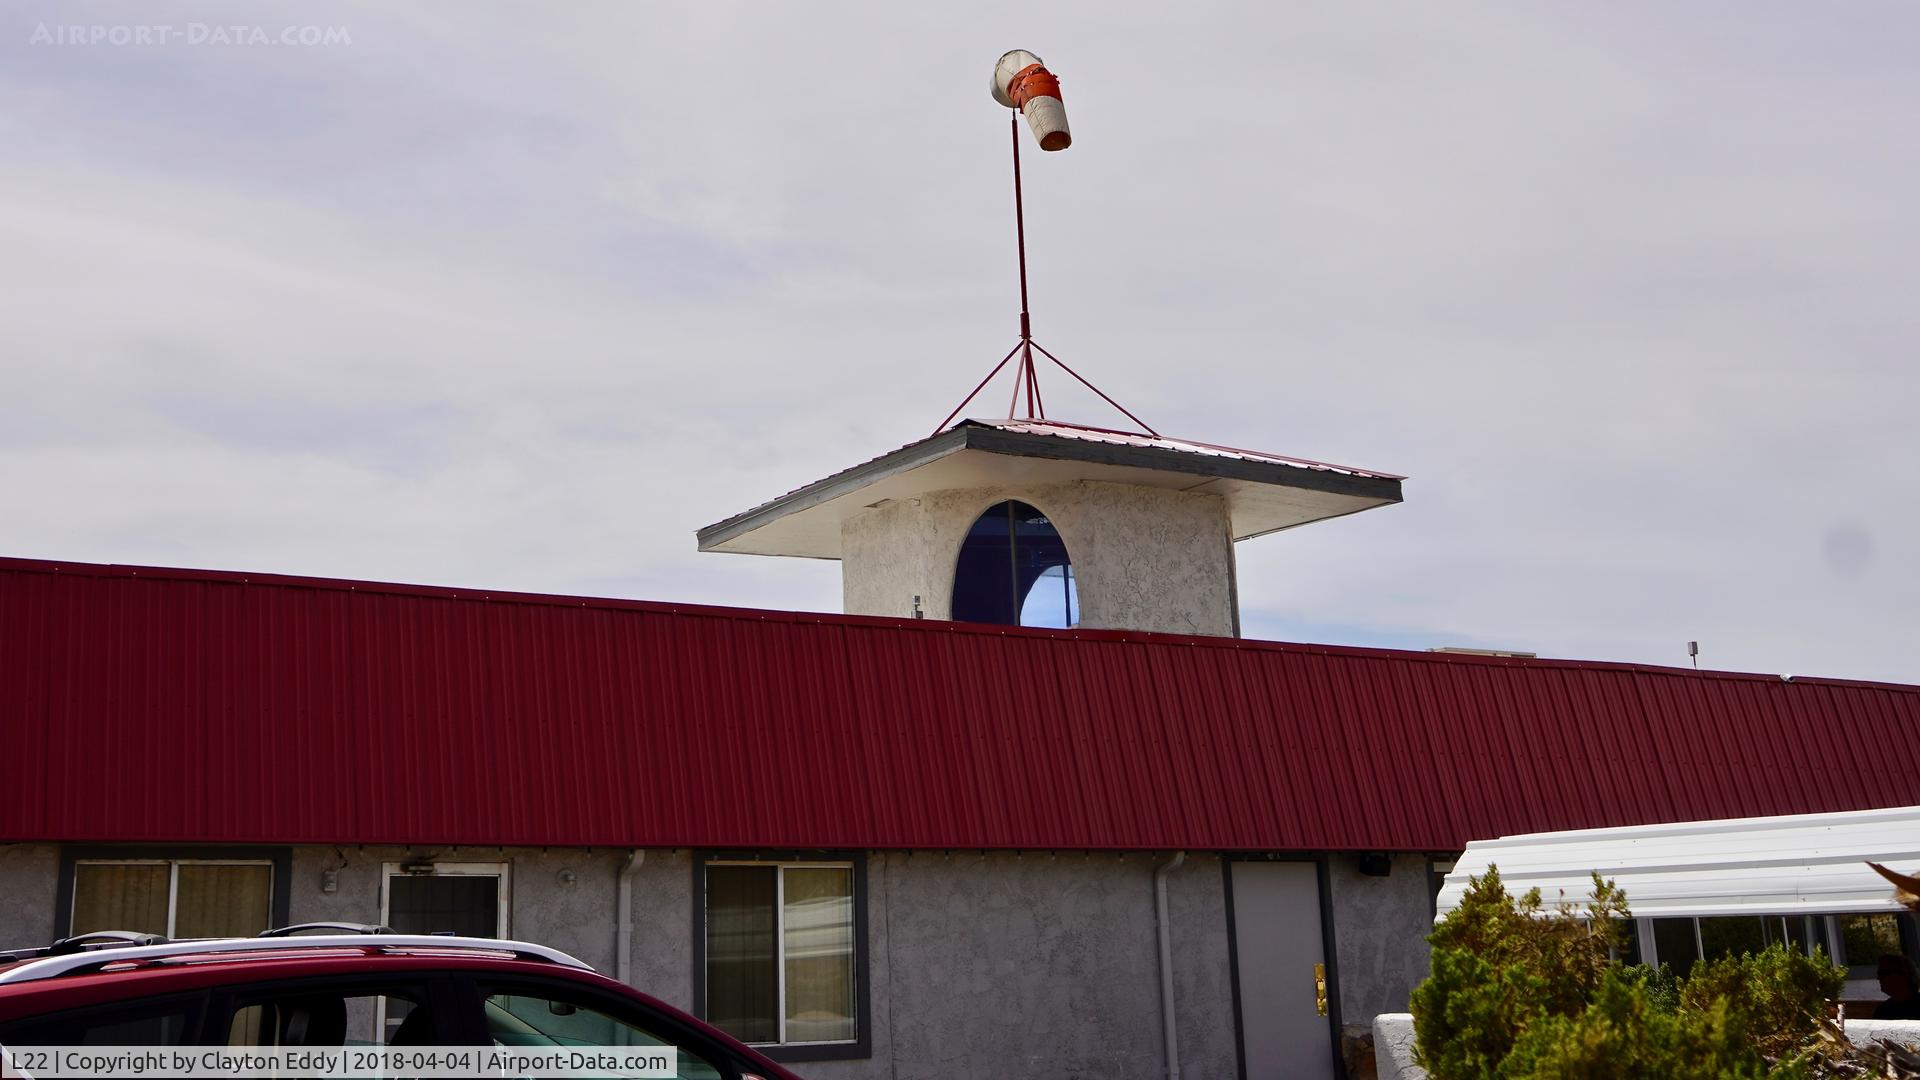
697, 420, 1405, 559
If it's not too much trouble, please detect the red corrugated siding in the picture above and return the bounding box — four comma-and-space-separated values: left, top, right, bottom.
3, 556, 1917, 851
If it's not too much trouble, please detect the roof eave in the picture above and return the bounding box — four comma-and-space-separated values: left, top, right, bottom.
695, 420, 1405, 557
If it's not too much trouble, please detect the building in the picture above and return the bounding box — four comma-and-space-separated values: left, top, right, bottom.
4, 413, 1918, 1079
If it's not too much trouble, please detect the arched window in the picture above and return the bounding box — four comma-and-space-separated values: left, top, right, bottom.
951, 501, 1079, 628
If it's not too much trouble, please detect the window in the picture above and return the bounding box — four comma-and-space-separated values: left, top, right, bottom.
480, 981, 728, 1080
1651, 917, 1701, 975
65, 856, 277, 939
1838, 913, 1911, 977
224, 979, 434, 1048
381, 862, 509, 937
697, 857, 867, 1059
0, 993, 206, 1046
951, 500, 1078, 628
1641, 914, 1845, 976
379, 862, 508, 1041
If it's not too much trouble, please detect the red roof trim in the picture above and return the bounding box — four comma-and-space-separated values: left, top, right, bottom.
2, 555, 1908, 694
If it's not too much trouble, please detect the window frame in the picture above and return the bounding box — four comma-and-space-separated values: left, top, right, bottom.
379, 861, 512, 937
1635, 913, 1885, 975
55, 845, 291, 940
690, 851, 870, 1063
949, 499, 1079, 629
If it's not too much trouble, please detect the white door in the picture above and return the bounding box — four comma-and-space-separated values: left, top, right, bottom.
1231, 861, 1338, 1080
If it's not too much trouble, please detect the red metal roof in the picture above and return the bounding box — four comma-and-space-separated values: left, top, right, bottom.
2, 556, 1916, 852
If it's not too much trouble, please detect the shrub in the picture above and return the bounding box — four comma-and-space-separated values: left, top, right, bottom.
1412, 866, 1633, 1078
1413, 866, 1844, 1080
1680, 946, 1843, 1060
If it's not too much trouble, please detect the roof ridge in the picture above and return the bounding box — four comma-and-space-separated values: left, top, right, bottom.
2, 555, 1912, 693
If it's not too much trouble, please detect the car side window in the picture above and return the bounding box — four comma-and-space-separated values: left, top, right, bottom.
212, 972, 443, 1045
222, 980, 435, 1048
477, 981, 729, 1080
0, 992, 205, 1045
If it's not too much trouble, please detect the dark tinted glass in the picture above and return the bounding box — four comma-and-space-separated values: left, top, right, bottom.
387, 875, 498, 937
706, 865, 777, 1044
951, 501, 1076, 628
481, 984, 724, 1080
1609, 918, 1641, 965
0, 993, 203, 1046
1700, 916, 1768, 961
1840, 913, 1905, 970
1787, 914, 1829, 958
1652, 917, 1700, 976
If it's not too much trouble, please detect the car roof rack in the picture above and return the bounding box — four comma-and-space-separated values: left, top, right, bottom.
0, 930, 172, 969
0, 934, 592, 986
259, 922, 394, 937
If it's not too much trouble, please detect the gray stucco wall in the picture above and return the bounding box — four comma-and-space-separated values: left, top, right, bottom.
1328, 853, 1434, 1022
804, 851, 1236, 1080
287, 846, 689, 993
0, 844, 59, 946
2, 844, 1444, 1079
840, 480, 1239, 637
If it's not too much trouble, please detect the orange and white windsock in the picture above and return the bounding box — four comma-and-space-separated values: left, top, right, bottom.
991, 49, 1071, 151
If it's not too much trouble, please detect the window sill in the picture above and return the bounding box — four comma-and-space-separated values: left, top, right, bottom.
756, 1040, 870, 1064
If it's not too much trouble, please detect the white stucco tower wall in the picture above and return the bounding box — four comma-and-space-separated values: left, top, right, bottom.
698, 419, 1403, 638
840, 479, 1240, 637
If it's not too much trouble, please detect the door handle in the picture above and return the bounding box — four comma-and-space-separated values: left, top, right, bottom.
1314, 962, 1328, 1016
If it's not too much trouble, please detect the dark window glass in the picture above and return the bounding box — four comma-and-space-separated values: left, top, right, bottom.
706, 866, 778, 1044
1840, 913, 1906, 971
0, 994, 204, 1046
1610, 918, 1642, 965
225, 982, 430, 1048
1700, 916, 1768, 961
1652, 917, 1700, 976
387, 875, 498, 937
951, 501, 1077, 628
1787, 914, 1829, 959
480, 984, 724, 1080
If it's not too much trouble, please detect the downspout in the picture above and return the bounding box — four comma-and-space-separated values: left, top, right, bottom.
1155, 851, 1186, 1080
616, 850, 644, 985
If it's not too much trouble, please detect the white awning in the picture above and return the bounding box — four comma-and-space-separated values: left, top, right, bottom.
1436, 806, 1920, 921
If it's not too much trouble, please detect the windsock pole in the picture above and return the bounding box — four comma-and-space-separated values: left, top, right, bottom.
1012, 111, 1038, 419
933, 50, 1158, 437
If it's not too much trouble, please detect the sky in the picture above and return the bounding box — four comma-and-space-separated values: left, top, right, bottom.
2, 3, 1915, 682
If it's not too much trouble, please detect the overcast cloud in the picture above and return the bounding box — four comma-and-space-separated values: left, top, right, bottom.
2, 2, 1914, 682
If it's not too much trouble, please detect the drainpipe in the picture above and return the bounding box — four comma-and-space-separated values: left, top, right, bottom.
1155, 851, 1186, 1080
616, 850, 644, 985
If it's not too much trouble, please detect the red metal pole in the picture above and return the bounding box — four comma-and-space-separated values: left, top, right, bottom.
1012, 111, 1040, 418
934, 341, 1024, 436
1013, 113, 1032, 349
1030, 340, 1160, 437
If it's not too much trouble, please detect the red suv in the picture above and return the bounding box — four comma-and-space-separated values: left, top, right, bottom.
0, 926, 800, 1079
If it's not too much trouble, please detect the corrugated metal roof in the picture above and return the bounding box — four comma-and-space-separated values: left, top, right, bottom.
2, 556, 1916, 851
1436, 806, 1920, 919
971, 419, 1406, 480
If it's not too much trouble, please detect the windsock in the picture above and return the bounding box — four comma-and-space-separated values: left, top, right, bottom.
991, 49, 1071, 151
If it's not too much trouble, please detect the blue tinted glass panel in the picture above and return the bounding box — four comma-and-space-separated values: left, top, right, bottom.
952, 501, 1077, 628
